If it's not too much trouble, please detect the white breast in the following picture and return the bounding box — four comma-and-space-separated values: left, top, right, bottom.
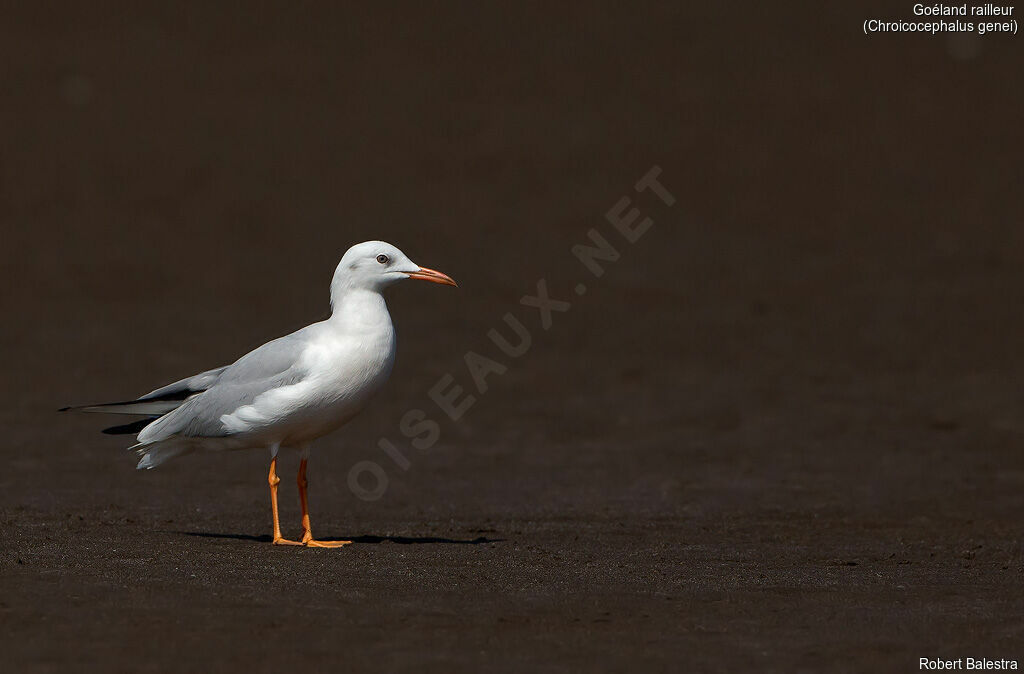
221, 290, 397, 445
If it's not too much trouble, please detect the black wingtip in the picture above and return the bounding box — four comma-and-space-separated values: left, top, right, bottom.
102, 418, 158, 435
58, 406, 71, 412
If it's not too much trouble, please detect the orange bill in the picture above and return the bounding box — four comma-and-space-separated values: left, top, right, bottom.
407, 267, 458, 287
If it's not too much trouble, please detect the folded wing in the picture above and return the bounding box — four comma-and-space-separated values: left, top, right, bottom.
60, 366, 229, 434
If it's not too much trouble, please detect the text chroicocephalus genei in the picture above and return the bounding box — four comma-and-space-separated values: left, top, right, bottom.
63, 241, 457, 548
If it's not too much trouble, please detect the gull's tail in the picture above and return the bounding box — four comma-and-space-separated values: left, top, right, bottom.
60, 365, 228, 460
130, 438, 196, 470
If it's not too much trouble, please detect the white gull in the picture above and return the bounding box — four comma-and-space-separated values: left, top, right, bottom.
64, 241, 457, 547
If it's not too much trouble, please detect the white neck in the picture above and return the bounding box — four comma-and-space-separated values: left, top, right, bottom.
329, 286, 391, 331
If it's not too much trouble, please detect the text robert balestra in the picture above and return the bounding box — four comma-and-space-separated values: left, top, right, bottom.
920, 658, 1018, 670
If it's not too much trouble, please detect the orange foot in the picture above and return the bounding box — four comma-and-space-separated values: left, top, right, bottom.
272, 537, 303, 546
302, 536, 352, 548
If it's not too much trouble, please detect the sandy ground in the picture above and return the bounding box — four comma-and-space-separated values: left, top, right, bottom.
1, 3, 1022, 672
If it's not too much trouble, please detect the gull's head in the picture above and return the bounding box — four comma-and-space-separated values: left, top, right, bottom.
332, 241, 457, 297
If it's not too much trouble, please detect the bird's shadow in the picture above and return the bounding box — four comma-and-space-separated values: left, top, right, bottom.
173, 531, 503, 545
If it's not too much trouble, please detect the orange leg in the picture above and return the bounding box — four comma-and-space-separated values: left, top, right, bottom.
298, 457, 351, 548
269, 456, 301, 546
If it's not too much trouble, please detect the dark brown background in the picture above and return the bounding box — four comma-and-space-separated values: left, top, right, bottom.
2, 3, 1022, 672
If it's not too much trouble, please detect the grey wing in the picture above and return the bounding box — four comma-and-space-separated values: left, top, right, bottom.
62, 366, 230, 418
140, 367, 230, 402
135, 329, 315, 442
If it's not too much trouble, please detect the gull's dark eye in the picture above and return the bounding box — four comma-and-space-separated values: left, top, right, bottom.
376, 254, 389, 264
